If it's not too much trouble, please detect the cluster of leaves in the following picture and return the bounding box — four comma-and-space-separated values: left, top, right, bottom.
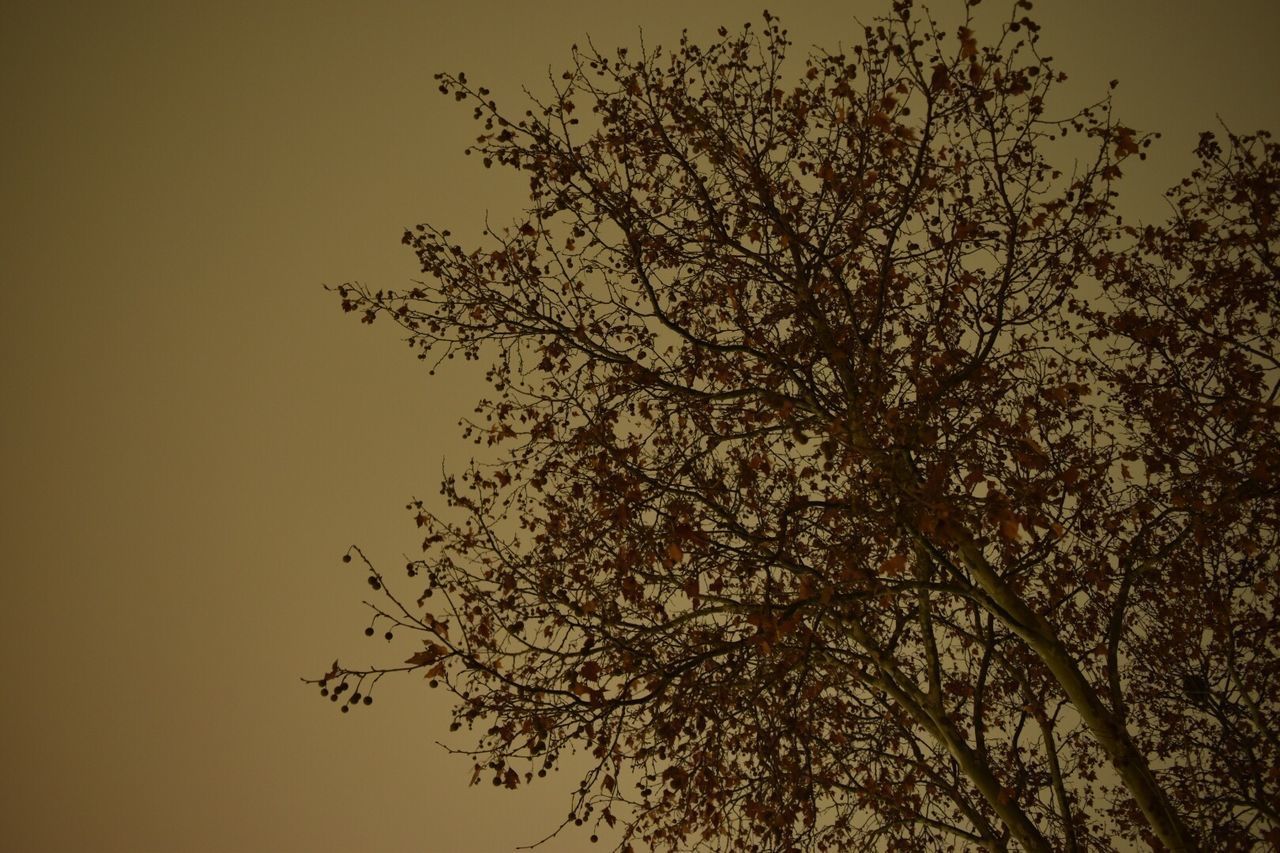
313, 2, 1277, 850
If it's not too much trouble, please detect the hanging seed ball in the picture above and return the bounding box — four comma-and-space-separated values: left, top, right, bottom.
342, 554, 352, 563
364, 627, 375, 637
363, 696, 373, 706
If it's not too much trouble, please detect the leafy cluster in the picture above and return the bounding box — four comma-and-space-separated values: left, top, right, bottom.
313, 2, 1278, 850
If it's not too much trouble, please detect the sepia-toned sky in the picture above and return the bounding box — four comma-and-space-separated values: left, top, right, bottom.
2, 2, 1276, 851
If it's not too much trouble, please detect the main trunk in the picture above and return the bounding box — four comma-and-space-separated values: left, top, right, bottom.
952, 535, 1201, 851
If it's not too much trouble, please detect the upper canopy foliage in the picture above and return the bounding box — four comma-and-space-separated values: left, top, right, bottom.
316, 2, 1279, 849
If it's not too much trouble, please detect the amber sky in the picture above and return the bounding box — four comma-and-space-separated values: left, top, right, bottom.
1, 1, 1275, 851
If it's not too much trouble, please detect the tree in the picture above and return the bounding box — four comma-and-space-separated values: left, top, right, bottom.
312, 2, 1278, 849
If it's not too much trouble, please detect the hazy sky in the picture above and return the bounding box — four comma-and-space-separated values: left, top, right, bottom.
2, 2, 1277, 851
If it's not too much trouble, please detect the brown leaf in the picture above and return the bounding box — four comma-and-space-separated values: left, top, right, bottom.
879, 553, 909, 576
930, 64, 951, 93
406, 643, 446, 667
1114, 125, 1140, 158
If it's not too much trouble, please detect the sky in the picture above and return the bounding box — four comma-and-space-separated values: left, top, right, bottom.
2, 1, 1277, 851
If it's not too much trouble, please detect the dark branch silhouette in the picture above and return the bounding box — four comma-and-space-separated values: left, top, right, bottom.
308, 3, 1279, 849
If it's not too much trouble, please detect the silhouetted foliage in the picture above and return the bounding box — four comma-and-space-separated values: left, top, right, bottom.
312, 2, 1278, 849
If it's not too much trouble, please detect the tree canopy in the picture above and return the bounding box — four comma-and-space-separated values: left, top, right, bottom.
313, 2, 1279, 849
